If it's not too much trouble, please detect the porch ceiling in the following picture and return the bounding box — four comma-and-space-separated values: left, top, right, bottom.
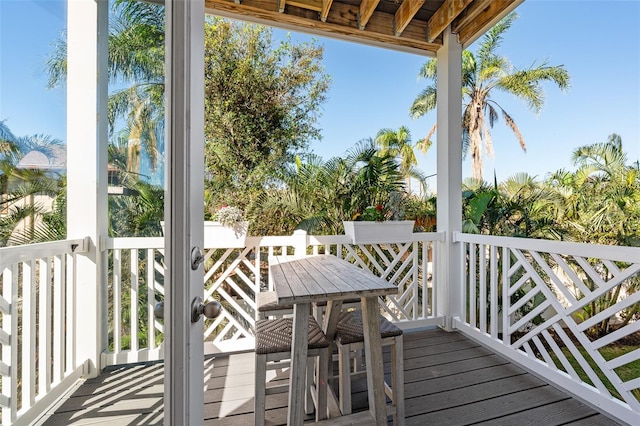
205, 0, 523, 55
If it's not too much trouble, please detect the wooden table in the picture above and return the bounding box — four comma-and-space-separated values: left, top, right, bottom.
269, 255, 399, 426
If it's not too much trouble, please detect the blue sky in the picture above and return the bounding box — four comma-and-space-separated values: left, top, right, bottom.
0, 0, 66, 141
1, 0, 639, 188
300, 0, 640, 185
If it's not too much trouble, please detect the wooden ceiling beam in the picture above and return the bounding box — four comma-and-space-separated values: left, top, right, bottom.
203, 0, 514, 54
451, 0, 492, 30
359, 0, 381, 30
320, 0, 334, 22
454, 0, 518, 45
205, 0, 441, 54
427, 0, 472, 42
394, 0, 425, 37
286, 0, 322, 12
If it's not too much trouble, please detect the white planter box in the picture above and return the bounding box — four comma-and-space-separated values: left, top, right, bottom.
204, 221, 248, 248
342, 220, 414, 244
162, 221, 249, 248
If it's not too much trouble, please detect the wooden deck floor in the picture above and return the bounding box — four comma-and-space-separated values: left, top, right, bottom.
39, 329, 621, 425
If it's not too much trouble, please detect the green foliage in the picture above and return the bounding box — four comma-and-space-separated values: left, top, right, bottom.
109, 179, 164, 237
461, 171, 567, 240
248, 139, 411, 236
0, 132, 66, 246
404, 196, 437, 232
357, 205, 385, 222
375, 126, 420, 191
564, 134, 640, 247
203, 17, 330, 226
0, 119, 18, 155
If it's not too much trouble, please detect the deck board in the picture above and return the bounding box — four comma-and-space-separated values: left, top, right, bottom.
38, 329, 622, 426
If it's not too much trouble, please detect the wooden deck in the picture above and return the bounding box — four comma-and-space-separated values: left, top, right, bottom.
39, 329, 621, 425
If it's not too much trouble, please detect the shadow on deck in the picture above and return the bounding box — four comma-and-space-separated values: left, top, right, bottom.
39, 329, 621, 425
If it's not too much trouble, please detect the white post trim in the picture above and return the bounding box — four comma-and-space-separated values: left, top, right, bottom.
165, 0, 206, 424
435, 27, 463, 331
66, 0, 109, 377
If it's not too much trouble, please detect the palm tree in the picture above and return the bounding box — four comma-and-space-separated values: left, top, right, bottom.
109, 179, 164, 237
550, 134, 640, 335
0, 172, 66, 246
498, 172, 564, 239
570, 134, 640, 246
107, 0, 165, 175
249, 139, 412, 236
0, 133, 66, 246
374, 126, 419, 192
461, 172, 565, 239
0, 120, 18, 155
47, 0, 165, 176
410, 12, 570, 181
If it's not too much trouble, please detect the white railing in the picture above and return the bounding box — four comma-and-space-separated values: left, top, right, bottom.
454, 232, 640, 425
0, 238, 88, 426
101, 231, 444, 365
6, 232, 640, 424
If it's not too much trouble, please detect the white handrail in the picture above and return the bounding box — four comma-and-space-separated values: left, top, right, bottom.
454, 232, 640, 263
0, 238, 88, 269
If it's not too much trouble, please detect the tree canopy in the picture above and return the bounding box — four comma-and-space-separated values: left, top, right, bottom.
202, 17, 330, 221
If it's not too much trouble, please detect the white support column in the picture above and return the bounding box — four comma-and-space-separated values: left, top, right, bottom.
66, 0, 109, 377
165, 0, 206, 424
436, 27, 463, 331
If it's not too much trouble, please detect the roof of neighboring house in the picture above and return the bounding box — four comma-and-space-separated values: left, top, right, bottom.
16, 145, 66, 171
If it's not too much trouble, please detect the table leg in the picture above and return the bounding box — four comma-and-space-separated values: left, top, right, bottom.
288, 302, 309, 426
361, 296, 387, 426
322, 299, 343, 344
322, 300, 343, 418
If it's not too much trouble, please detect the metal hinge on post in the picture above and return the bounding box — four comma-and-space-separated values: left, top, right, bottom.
71, 236, 92, 253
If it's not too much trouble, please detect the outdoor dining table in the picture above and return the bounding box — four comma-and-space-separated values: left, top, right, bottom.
268, 254, 399, 426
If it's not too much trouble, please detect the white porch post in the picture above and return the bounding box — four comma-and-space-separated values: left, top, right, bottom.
436, 27, 463, 331
66, 0, 109, 377
165, 0, 206, 424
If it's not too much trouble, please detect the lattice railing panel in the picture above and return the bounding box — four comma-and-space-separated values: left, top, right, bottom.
202, 245, 262, 345
456, 232, 640, 420
105, 232, 442, 360
340, 242, 424, 321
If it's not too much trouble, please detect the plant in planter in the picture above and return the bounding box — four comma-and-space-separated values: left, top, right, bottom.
213, 206, 247, 236
207, 205, 249, 248
355, 205, 386, 222
343, 193, 414, 244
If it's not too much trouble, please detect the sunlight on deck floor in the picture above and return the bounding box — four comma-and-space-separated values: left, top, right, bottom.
39, 329, 621, 425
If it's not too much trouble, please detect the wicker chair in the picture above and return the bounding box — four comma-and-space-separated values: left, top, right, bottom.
254, 316, 330, 425
334, 310, 405, 425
